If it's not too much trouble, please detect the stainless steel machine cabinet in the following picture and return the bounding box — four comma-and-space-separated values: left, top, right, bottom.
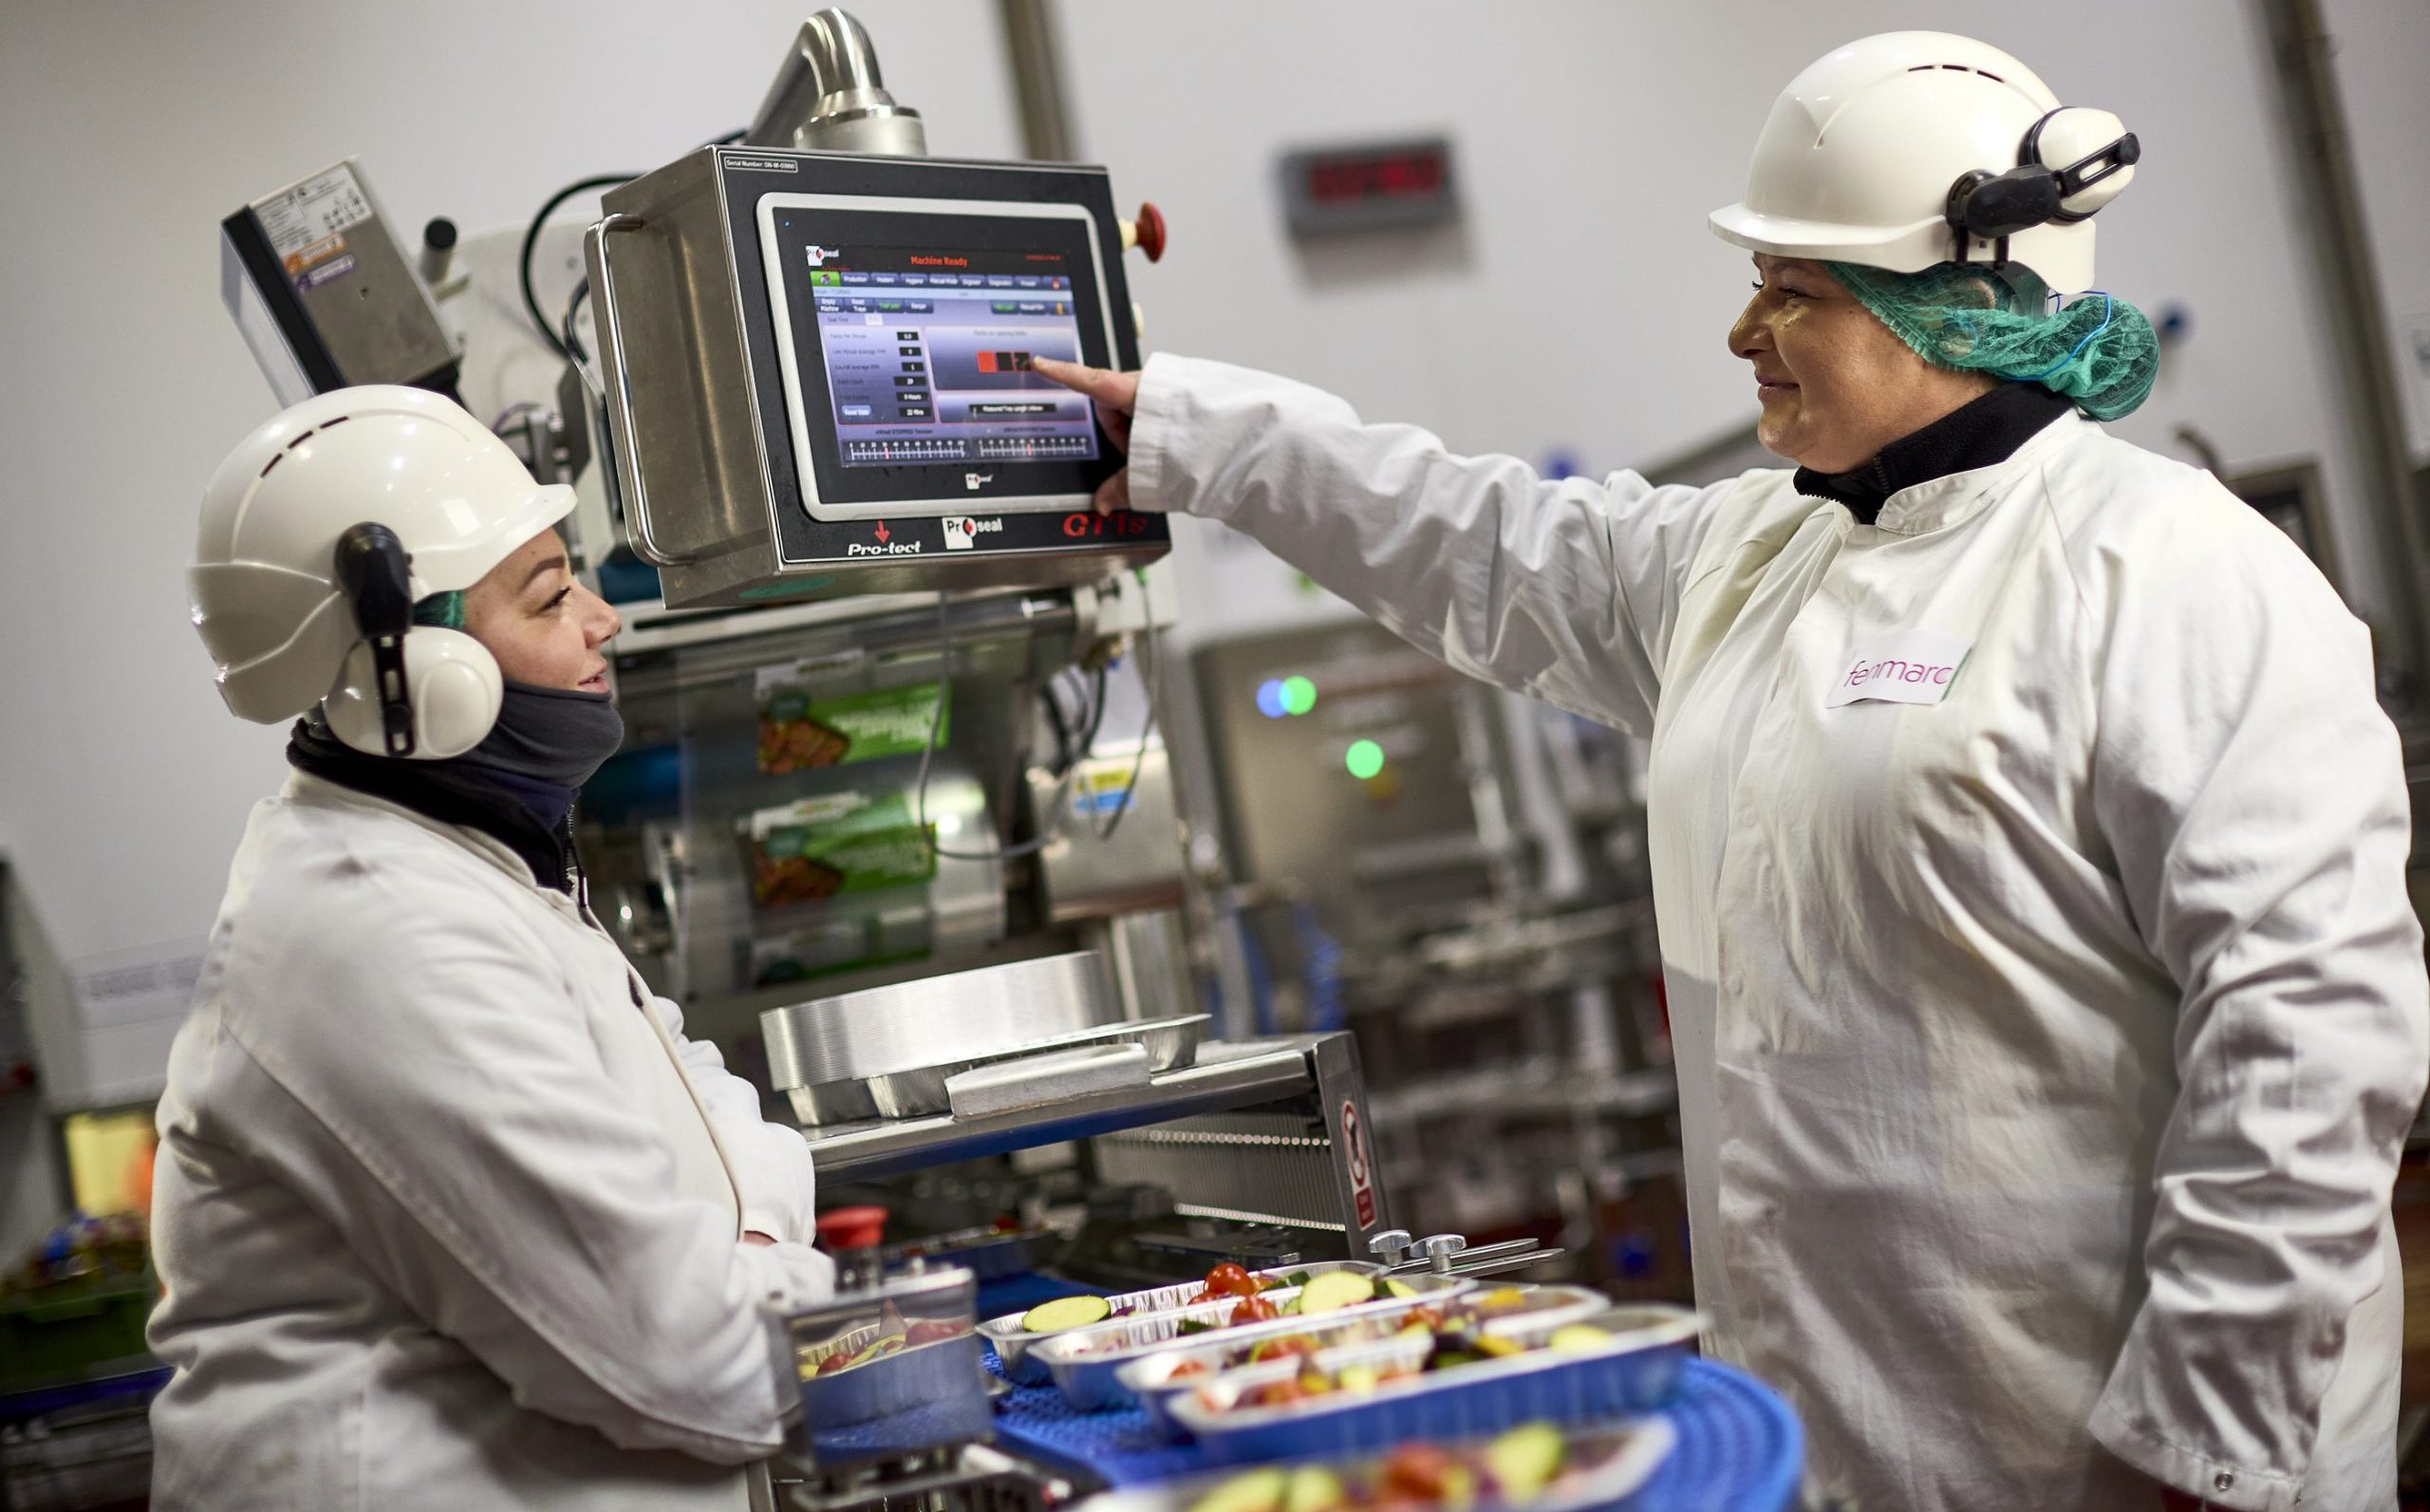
586, 145, 1167, 610
798, 1028, 1393, 1264
1178, 618, 1685, 1298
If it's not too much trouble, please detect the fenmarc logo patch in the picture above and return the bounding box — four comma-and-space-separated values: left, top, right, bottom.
1823, 630, 1972, 709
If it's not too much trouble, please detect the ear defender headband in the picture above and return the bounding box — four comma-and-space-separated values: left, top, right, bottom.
333, 524, 417, 755
323, 522, 504, 760
1945, 106, 2140, 266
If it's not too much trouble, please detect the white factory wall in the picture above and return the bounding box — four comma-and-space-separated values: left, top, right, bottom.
1058, 0, 2430, 653
0, 1, 1023, 1112
2, 0, 2427, 1111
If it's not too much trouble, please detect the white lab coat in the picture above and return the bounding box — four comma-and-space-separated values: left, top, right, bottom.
148, 772, 833, 1511
1131, 355, 2429, 1512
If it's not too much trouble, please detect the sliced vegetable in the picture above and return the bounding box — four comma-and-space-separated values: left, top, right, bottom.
1188, 1467, 1287, 1512
1019, 1295, 1112, 1335
1483, 1423, 1565, 1501
1282, 1465, 1346, 1512
1376, 1277, 1419, 1300
1297, 1270, 1378, 1316
1336, 1362, 1380, 1393
903, 1318, 967, 1347
1544, 1323, 1612, 1353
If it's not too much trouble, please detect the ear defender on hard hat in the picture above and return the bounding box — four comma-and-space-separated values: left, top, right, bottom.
320, 522, 503, 760
1945, 106, 2140, 265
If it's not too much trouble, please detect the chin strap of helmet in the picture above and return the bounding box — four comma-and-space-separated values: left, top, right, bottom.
333, 523, 417, 756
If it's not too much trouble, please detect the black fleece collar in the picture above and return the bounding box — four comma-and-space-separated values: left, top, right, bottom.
1793, 383, 2074, 525
287, 721, 581, 897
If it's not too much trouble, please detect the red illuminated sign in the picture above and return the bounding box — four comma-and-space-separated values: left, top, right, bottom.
1281, 137, 1459, 235
1303, 148, 1449, 206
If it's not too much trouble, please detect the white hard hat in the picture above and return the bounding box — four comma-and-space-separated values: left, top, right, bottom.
1710, 31, 2138, 295
190, 384, 576, 757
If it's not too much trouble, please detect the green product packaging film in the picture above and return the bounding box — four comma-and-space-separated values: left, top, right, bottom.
742, 788, 937, 910
757, 672, 946, 775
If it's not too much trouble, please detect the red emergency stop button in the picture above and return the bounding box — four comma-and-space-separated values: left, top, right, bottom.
1129, 202, 1167, 262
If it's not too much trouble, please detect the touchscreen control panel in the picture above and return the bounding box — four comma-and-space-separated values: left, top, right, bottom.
808, 249, 1096, 466
761, 195, 1120, 521
589, 147, 1164, 608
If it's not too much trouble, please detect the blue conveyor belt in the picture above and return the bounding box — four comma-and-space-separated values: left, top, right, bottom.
982, 1350, 1801, 1512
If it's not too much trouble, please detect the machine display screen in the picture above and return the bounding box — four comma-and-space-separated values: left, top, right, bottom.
809, 247, 1096, 468
759, 196, 1119, 519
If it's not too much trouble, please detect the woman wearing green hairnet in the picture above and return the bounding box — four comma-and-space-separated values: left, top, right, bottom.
1037, 30, 2427, 1512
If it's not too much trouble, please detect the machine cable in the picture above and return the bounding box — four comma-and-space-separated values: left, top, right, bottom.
519, 174, 634, 363
517, 134, 743, 364
1090, 573, 1160, 842
912, 577, 1158, 861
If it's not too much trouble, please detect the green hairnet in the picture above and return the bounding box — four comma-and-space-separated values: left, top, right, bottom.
1823, 261, 2160, 421
411, 591, 465, 629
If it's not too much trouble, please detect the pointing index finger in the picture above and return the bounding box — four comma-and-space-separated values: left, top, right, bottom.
1032, 356, 1133, 407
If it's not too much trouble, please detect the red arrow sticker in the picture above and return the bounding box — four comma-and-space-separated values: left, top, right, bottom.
873, 520, 891, 543
1342, 1100, 1375, 1228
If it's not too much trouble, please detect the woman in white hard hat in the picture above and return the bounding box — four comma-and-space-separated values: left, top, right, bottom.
158, 385, 832, 1510
1040, 31, 2426, 1512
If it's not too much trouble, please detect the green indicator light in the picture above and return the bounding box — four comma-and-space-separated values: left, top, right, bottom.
1280, 675, 1318, 717
1344, 739, 1385, 780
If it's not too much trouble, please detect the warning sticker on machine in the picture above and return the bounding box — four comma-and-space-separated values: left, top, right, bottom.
294, 252, 358, 291
1342, 1099, 1376, 1228
256, 163, 374, 271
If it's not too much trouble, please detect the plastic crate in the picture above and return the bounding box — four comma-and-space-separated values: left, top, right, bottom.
0, 1271, 155, 1396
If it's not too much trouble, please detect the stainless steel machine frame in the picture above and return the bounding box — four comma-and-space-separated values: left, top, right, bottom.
584, 145, 1167, 609
800, 1030, 1391, 1254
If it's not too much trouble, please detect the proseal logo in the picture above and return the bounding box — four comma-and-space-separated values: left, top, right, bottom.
963, 472, 994, 492
803, 245, 841, 267
942, 516, 1003, 551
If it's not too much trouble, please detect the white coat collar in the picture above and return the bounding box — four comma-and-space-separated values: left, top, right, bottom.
282, 770, 563, 902
1868, 410, 2096, 537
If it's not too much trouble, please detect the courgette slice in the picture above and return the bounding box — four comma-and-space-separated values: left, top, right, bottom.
1282, 1466, 1346, 1512
1296, 1270, 1377, 1316
1188, 1468, 1287, 1512
1019, 1295, 1112, 1335
1485, 1423, 1565, 1499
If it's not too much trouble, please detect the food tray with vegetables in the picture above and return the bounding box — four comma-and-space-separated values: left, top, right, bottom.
1040, 1273, 1481, 1411
776, 1267, 992, 1466
1115, 1286, 1610, 1440
1075, 1420, 1677, 1512
980, 1261, 1385, 1386
1170, 1306, 1704, 1465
